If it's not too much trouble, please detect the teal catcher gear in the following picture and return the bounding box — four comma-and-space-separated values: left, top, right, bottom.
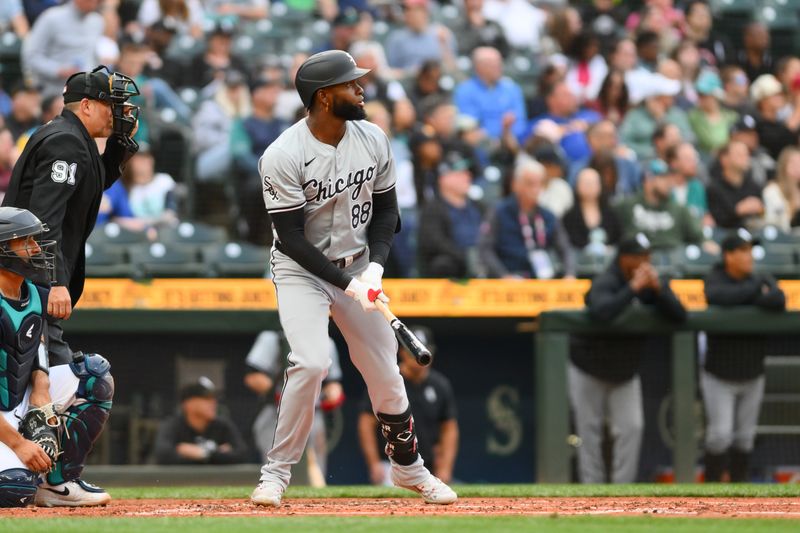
0, 468, 37, 507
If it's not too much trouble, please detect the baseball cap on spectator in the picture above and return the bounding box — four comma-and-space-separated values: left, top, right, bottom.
730, 114, 757, 135
438, 149, 472, 177
750, 74, 783, 102
180, 376, 217, 402
333, 7, 360, 27
696, 70, 724, 98
721, 228, 760, 252
533, 145, 566, 175
224, 69, 247, 87
210, 22, 235, 38
628, 73, 681, 104
249, 75, 281, 92
618, 233, 652, 256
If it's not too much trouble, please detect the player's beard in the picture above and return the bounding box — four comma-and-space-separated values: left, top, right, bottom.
332, 99, 366, 121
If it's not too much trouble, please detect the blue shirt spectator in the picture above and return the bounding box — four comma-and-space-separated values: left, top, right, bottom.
454, 47, 527, 142
96, 180, 135, 226
385, 0, 456, 73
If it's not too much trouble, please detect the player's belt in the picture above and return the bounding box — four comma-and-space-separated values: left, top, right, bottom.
331, 248, 366, 268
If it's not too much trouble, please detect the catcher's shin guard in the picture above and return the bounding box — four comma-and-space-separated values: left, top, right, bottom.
47, 354, 114, 486
0, 468, 37, 507
377, 407, 419, 466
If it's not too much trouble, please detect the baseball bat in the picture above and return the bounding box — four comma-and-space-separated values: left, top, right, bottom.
374, 299, 433, 366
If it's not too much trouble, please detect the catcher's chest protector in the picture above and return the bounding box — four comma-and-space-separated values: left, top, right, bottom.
0, 280, 47, 411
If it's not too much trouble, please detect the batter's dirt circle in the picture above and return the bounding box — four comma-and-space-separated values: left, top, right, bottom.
1, 497, 799, 518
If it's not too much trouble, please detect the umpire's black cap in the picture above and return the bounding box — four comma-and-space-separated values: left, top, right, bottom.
180, 376, 217, 401
63, 65, 139, 105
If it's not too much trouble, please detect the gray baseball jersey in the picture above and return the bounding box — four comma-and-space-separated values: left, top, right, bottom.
259, 119, 396, 260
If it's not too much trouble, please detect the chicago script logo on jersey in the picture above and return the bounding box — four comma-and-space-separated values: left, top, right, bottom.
263, 176, 279, 201
302, 165, 376, 203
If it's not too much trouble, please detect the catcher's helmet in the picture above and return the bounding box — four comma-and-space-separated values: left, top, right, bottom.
295, 50, 370, 109
0, 207, 56, 285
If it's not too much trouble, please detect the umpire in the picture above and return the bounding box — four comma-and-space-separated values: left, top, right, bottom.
702, 229, 786, 482
569, 234, 687, 483
3, 65, 140, 364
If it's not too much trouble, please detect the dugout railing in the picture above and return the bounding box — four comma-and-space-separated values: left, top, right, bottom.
536, 307, 800, 484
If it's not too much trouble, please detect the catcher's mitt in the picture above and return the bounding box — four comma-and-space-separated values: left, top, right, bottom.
19, 404, 61, 465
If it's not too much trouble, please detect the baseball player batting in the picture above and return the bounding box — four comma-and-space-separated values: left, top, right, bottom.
250, 50, 456, 507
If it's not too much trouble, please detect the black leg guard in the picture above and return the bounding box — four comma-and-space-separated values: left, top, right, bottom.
0, 468, 37, 507
704, 450, 728, 482
377, 407, 419, 466
729, 449, 750, 482
48, 353, 114, 486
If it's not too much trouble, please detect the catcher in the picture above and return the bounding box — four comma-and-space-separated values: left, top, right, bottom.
0, 207, 113, 507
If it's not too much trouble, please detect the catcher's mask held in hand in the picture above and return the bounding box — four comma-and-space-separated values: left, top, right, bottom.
64, 65, 141, 138
0, 207, 56, 285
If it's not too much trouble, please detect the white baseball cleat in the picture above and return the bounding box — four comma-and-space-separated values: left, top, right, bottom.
35, 479, 111, 507
251, 481, 284, 507
392, 472, 458, 505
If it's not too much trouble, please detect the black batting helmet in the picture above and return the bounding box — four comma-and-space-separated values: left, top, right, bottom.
0, 207, 56, 285
295, 50, 370, 109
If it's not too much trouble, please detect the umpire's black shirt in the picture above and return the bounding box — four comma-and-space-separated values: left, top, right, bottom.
3, 110, 127, 304
570, 262, 687, 383
704, 264, 786, 380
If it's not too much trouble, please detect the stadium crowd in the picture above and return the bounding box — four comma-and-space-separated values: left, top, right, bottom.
1, 0, 799, 280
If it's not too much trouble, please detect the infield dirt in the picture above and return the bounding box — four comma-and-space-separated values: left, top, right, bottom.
2, 497, 799, 518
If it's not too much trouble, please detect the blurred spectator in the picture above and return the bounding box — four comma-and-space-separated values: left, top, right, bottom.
316, 7, 359, 53
406, 60, 449, 114
0, 126, 17, 202
688, 70, 737, 157
454, 0, 509, 58
702, 229, 786, 482
21, 0, 106, 97
231, 75, 288, 245
417, 96, 477, 172
737, 22, 772, 82
0, 0, 29, 37
183, 23, 249, 90
385, 0, 456, 74
625, 0, 683, 36
750, 74, 800, 161
366, 101, 416, 278
579, 0, 626, 57
568, 119, 641, 198
634, 30, 660, 73
707, 141, 764, 230
729, 114, 773, 187
454, 47, 527, 144
545, 5, 583, 56
245, 332, 343, 482
205, 0, 269, 23
763, 146, 800, 232
589, 70, 630, 126
666, 142, 709, 224
634, 3, 682, 54
683, 0, 732, 68
482, 0, 547, 52
720, 65, 754, 117
651, 122, 682, 166
532, 146, 573, 219
775, 56, 800, 102
619, 78, 693, 161
358, 326, 458, 486
562, 167, 621, 250
569, 233, 687, 483
137, 0, 204, 39
350, 40, 414, 131
274, 53, 308, 123
615, 159, 703, 251
4, 84, 41, 141
15, 94, 63, 151
21, 0, 60, 25
418, 151, 484, 278
124, 146, 179, 229
524, 81, 600, 164
610, 37, 637, 76
479, 160, 575, 279
525, 63, 565, 120
670, 42, 702, 109
154, 377, 248, 464
564, 30, 608, 105
192, 69, 251, 183
96, 168, 151, 234
410, 128, 443, 205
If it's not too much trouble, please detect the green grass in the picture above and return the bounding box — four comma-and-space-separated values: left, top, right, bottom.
106, 483, 800, 500
1, 516, 798, 533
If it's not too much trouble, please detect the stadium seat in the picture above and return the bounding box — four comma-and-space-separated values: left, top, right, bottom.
574, 247, 612, 279
128, 242, 207, 278
84, 242, 137, 278
752, 245, 799, 278
88, 223, 150, 249
203, 241, 269, 278
159, 221, 227, 246
674, 244, 720, 279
